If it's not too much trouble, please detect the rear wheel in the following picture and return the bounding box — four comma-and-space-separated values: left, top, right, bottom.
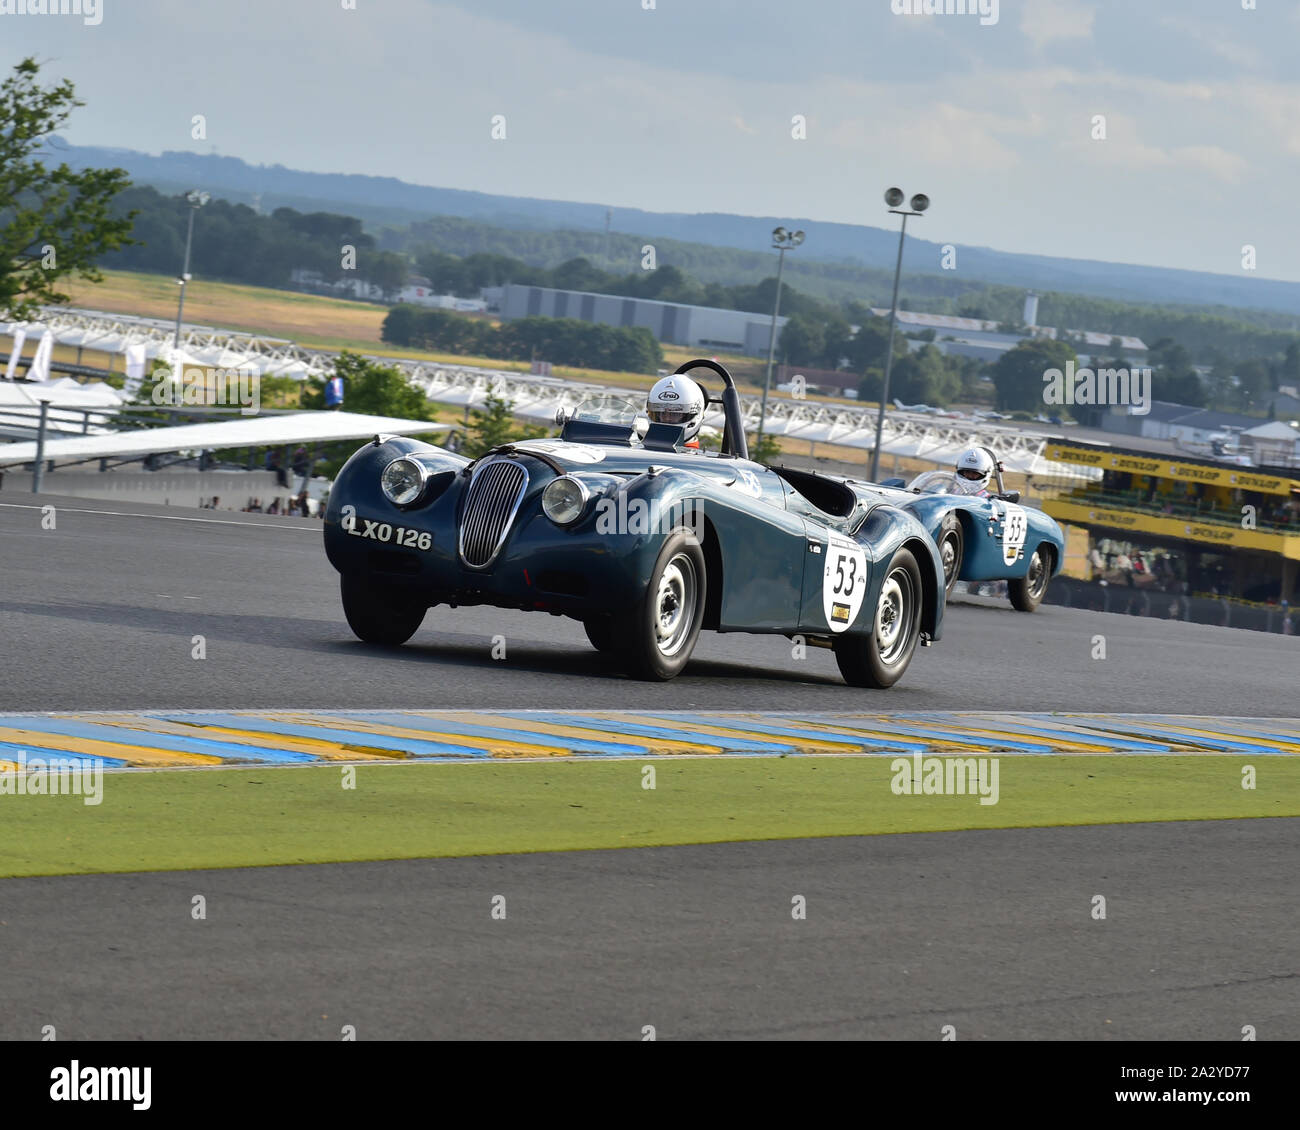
1009, 546, 1051, 612
619, 528, 706, 681
340, 573, 426, 645
936, 514, 964, 599
834, 547, 923, 688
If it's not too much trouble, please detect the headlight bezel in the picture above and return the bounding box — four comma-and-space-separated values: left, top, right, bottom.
541, 475, 591, 526
381, 456, 429, 508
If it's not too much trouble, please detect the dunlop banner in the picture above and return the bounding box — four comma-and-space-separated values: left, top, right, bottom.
1045, 443, 1298, 497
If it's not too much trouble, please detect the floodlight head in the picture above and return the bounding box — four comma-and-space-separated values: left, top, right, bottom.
884, 187, 905, 208
772, 226, 788, 242
791, 230, 805, 246
910, 193, 930, 213
186, 189, 210, 207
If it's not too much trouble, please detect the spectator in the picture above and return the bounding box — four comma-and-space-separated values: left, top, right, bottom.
266, 447, 288, 488
291, 446, 311, 494
1115, 550, 1134, 585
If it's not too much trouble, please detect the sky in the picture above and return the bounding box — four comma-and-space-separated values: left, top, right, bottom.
6, 0, 1300, 281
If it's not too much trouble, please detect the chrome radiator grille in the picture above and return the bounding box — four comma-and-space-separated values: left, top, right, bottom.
458, 458, 528, 568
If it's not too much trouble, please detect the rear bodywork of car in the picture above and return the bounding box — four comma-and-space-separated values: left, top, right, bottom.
323, 434, 946, 646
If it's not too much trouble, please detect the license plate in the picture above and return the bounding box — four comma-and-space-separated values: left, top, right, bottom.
340, 506, 432, 550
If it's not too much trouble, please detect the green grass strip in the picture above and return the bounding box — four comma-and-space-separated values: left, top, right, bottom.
1, 756, 1296, 878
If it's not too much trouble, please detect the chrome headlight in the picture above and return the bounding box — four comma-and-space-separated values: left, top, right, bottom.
381, 457, 426, 506
541, 476, 589, 525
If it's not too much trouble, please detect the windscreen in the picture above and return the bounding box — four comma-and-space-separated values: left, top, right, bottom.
569, 395, 645, 427
908, 470, 968, 495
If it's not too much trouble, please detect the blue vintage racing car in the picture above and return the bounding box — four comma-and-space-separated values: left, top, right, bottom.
323, 360, 947, 687
876, 452, 1066, 611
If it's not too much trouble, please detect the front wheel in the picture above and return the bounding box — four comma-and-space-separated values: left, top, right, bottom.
936, 514, 964, 599
1009, 546, 1051, 612
618, 528, 706, 681
340, 573, 426, 645
834, 547, 923, 689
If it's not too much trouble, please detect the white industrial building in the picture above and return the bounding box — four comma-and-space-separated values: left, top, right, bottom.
870, 306, 1148, 367
497, 284, 785, 356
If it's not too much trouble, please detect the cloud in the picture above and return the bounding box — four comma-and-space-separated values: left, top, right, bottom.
1020, 0, 1096, 50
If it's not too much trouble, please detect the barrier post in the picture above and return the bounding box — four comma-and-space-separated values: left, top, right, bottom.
32, 400, 49, 493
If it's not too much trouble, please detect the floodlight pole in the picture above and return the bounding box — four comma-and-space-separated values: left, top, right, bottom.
173, 191, 208, 350
869, 195, 928, 482
757, 227, 804, 448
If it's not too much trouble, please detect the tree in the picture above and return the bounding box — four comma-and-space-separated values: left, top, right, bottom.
1281, 342, 1300, 387
747, 432, 782, 464
551, 257, 606, 293
361, 250, 410, 300
0, 58, 136, 319
989, 338, 1077, 413
889, 344, 961, 407
462, 392, 547, 458
843, 316, 899, 374
777, 313, 826, 367
1233, 359, 1271, 411
301, 352, 435, 421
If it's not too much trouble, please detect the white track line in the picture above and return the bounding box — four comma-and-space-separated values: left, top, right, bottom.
0, 502, 316, 530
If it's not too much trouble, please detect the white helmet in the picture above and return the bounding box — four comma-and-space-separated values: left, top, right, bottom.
646, 376, 706, 440
954, 446, 995, 493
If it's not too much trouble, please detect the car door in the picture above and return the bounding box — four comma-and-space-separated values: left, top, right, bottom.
708, 466, 809, 630
796, 519, 875, 637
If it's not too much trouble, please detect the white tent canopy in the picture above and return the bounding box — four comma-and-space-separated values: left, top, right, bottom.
0, 411, 447, 466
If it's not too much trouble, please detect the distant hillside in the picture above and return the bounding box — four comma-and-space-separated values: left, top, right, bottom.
56, 142, 1300, 317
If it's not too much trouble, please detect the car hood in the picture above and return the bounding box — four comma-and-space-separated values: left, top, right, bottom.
505, 439, 770, 484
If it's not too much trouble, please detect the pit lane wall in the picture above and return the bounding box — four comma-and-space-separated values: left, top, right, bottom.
1045, 576, 1299, 635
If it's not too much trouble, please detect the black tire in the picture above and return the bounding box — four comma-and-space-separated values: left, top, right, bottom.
833, 547, 923, 689
340, 573, 426, 645
618, 528, 706, 681
1009, 545, 1051, 612
583, 617, 619, 653
936, 513, 964, 599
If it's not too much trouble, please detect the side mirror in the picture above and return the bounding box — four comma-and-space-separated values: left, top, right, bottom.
554, 406, 569, 426
999, 490, 1021, 503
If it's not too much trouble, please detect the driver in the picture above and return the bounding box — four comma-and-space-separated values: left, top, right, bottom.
953, 446, 995, 496
646, 375, 706, 450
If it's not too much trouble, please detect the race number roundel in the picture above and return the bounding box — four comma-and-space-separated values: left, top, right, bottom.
823, 536, 868, 634
1000, 502, 1028, 566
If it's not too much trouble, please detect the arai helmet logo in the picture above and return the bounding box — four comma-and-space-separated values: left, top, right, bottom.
659, 391, 679, 400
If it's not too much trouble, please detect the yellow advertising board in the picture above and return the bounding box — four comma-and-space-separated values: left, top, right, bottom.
1046, 499, 1300, 560
1045, 443, 1299, 497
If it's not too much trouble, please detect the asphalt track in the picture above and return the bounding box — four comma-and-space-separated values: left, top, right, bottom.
1, 493, 1296, 714
2, 491, 1297, 1041
1, 819, 1295, 1040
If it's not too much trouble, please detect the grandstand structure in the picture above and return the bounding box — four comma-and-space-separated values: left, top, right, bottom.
3, 306, 1077, 478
